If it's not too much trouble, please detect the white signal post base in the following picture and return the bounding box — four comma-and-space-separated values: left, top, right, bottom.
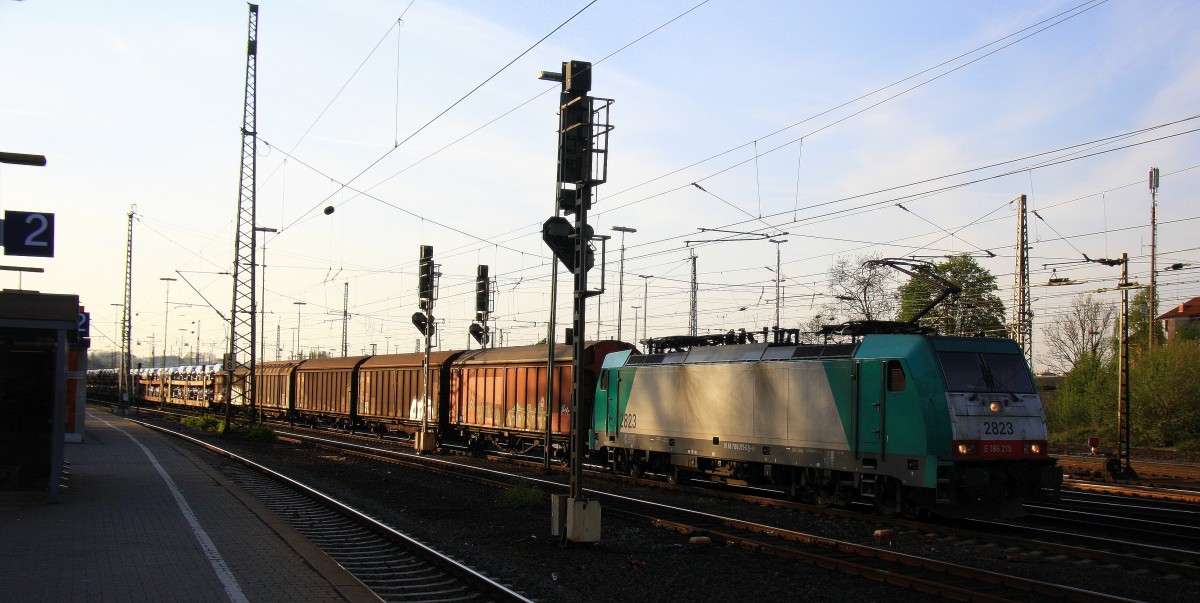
414, 430, 436, 453
550, 494, 601, 543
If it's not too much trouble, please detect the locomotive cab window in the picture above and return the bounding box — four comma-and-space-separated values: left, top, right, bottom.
937, 352, 1034, 394
600, 370, 610, 391
886, 360, 905, 392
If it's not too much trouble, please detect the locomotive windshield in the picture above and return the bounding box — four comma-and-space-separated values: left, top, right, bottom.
937, 352, 1035, 394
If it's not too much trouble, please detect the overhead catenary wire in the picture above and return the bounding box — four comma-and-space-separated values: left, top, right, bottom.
276, 0, 602, 234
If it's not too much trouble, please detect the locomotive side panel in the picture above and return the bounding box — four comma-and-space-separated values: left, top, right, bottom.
613, 361, 853, 451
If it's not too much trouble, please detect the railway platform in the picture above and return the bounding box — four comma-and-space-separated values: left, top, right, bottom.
0, 411, 382, 603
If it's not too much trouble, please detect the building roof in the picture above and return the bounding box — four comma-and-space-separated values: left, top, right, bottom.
1157, 296, 1200, 320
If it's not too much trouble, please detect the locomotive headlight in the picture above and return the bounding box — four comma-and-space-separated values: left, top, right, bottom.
988, 401, 1003, 413
1024, 442, 1043, 455
956, 442, 978, 456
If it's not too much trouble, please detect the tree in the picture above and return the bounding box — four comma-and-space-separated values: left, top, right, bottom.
1131, 337, 1200, 447
1040, 294, 1116, 373
1126, 287, 1165, 347
896, 254, 1006, 336
826, 253, 897, 321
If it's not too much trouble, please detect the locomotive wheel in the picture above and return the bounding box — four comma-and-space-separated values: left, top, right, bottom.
814, 490, 832, 507
629, 462, 645, 480
874, 487, 899, 517
665, 466, 685, 485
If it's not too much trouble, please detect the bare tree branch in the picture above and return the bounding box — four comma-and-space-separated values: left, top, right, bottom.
1040, 293, 1115, 373
827, 253, 897, 321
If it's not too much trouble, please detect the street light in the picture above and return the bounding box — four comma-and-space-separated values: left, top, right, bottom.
638, 275, 653, 342
611, 226, 637, 341
631, 306, 641, 346
110, 303, 122, 369
255, 226, 277, 368
160, 277, 177, 369
293, 301, 306, 359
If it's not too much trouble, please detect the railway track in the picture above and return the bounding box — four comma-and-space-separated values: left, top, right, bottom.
591, 492, 1136, 602
258, 426, 1167, 601
1055, 454, 1200, 496
129, 418, 532, 603
116, 406, 1200, 599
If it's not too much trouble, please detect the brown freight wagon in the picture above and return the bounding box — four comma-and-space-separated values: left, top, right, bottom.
356, 350, 463, 436
293, 356, 369, 427
255, 360, 306, 419
448, 341, 635, 453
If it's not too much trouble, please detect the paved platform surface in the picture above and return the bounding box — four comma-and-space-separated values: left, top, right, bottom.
0, 411, 382, 603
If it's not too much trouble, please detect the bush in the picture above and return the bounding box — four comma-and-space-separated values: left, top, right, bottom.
1131, 338, 1200, 447
1045, 353, 1115, 438
1047, 339, 1200, 451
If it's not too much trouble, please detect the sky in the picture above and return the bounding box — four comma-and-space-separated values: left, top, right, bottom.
2, 0, 1198, 371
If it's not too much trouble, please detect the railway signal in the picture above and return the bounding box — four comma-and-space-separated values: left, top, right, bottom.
411, 311, 434, 337
539, 59, 615, 544
472, 265, 490, 346
414, 244, 438, 453
469, 322, 488, 346
418, 245, 435, 310
542, 217, 594, 273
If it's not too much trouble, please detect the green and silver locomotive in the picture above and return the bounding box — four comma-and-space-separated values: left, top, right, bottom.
591, 330, 1062, 518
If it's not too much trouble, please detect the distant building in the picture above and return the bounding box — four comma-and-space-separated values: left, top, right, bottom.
1156, 296, 1200, 340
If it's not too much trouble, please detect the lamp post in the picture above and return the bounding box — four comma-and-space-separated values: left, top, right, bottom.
631, 306, 641, 347
110, 303, 122, 369
293, 301, 306, 359
254, 226, 277, 367
611, 226, 636, 341
638, 275, 653, 342
160, 277, 177, 369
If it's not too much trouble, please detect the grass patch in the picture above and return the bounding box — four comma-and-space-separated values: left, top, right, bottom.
245, 425, 275, 443
498, 481, 544, 509
1175, 439, 1200, 453
181, 415, 223, 432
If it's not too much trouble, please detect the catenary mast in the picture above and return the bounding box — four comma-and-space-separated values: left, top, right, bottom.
224, 3, 260, 429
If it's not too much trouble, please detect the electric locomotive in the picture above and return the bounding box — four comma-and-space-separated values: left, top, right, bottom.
590, 327, 1062, 519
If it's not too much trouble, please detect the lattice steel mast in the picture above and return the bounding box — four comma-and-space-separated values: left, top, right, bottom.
224, 3, 259, 428
1011, 194, 1032, 363
341, 282, 349, 356
119, 206, 135, 415
689, 249, 698, 336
